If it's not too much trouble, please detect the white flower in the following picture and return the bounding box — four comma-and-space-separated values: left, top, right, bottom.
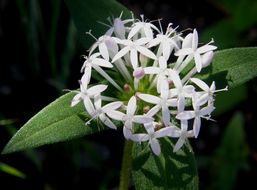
168, 120, 194, 152
168, 69, 195, 112
71, 74, 108, 107
112, 37, 157, 69
86, 95, 123, 129
130, 122, 174, 155
137, 80, 176, 127
107, 96, 153, 139
128, 15, 160, 39
176, 99, 215, 137
175, 29, 217, 72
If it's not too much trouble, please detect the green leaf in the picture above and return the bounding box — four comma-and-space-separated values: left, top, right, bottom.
210, 112, 248, 190
132, 138, 198, 190
2, 92, 106, 154
64, 0, 130, 49
199, 47, 257, 88
0, 162, 26, 179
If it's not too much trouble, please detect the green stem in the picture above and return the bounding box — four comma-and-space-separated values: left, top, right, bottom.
119, 140, 133, 190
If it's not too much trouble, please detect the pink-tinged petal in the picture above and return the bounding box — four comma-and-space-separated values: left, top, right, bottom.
87, 84, 108, 97
137, 93, 160, 104
193, 116, 201, 138
176, 111, 195, 120
190, 78, 209, 91
127, 96, 137, 115
136, 46, 157, 60
133, 115, 153, 124
194, 52, 202, 72
130, 48, 138, 69
99, 42, 109, 61
150, 139, 161, 156
106, 110, 125, 121
169, 69, 182, 88
173, 137, 185, 152
200, 105, 215, 116
130, 134, 149, 142
93, 58, 113, 68
114, 18, 126, 39
71, 93, 81, 107
163, 41, 171, 60
136, 37, 151, 46
133, 67, 145, 79
102, 101, 123, 112
105, 37, 119, 54
83, 96, 95, 116
99, 114, 117, 129
174, 48, 193, 56
123, 127, 132, 139
112, 46, 130, 63
144, 66, 160, 74
182, 33, 193, 48
158, 56, 167, 69
155, 127, 174, 138
128, 24, 142, 39
192, 29, 198, 50
197, 45, 217, 54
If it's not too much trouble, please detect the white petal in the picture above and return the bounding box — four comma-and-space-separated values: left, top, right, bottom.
162, 105, 171, 127
137, 93, 160, 104
182, 33, 193, 48
191, 78, 209, 91
123, 127, 132, 139
135, 37, 151, 46
144, 66, 160, 74
114, 18, 126, 39
158, 56, 167, 69
200, 105, 215, 116
144, 122, 155, 134
87, 84, 108, 96
162, 41, 171, 60
169, 69, 182, 88
94, 94, 102, 110
193, 116, 201, 138
127, 96, 137, 115
128, 24, 142, 39
173, 137, 185, 152
148, 37, 161, 48
176, 111, 195, 120
136, 46, 157, 60
99, 114, 117, 129
99, 42, 109, 61
175, 48, 193, 56
147, 105, 161, 117
177, 95, 185, 113
155, 127, 174, 138
80, 74, 89, 91
150, 139, 161, 156
194, 52, 202, 72
192, 29, 198, 50
181, 120, 188, 131
83, 66, 92, 82
144, 26, 153, 39
102, 101, 123, 112
112, 46, 130, 63
202, 51, 214, 68
160, 79, 169, 100
133, 115, 153, 124
83, 96, 95, 116
197, 45, 217, 54
130, 48, 138, 69
71, 93, 81, 107
106, 110, 125, 121
93, 58, 113, 68
130, 134, 149, 142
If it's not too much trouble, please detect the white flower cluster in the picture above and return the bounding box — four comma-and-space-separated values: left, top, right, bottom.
71, 14, 228, 156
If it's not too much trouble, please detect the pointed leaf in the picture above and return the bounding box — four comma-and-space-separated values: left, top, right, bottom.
2, 92, 106, 154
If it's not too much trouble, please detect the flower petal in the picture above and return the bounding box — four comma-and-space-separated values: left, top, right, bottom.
133, 115, 153, 124
93, 58, 113, 68
150, 138, 161, 156
190, 78, 209, 91
99, 42, 109, 61
112, 46, 130, 63
102, 101, 123, 112
99, 114, 117, 129
127, 96, 137, 115
193, 116, 201, 138
173, 137, 185, 152
130, 134, 149, 142
83, 96, 95, 116
137, 93, 160, 104
87, 84, 108, 96
176, 111, 195, 120
106, 110, 125, 121
136, 46, 157, 60
123, 127, 132, 139
130, 48, 138, 69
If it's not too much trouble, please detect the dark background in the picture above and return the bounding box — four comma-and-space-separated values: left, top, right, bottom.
0, 0, 257, 189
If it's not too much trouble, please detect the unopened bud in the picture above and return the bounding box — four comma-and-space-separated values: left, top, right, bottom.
143, 106, 150, 113
123, 83, 131, 93
133, 67, 145, 80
